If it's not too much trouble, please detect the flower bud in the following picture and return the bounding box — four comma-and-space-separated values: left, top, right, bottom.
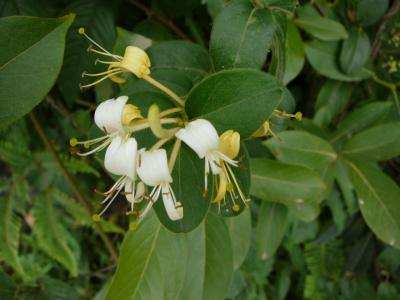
119, 46, 151, 78
219, 130, 240, 159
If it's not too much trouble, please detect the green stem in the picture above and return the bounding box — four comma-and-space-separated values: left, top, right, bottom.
29, 112, 118, 262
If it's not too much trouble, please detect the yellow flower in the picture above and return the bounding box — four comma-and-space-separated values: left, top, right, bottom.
78, 28, 150, 89
219, 130, 240, 159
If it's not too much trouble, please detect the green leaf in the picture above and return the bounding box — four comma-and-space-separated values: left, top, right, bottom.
289, 201, 320, 223
346, 161, 400, 249
293, 15, 348, 41
206, 0, 230, 19
0, 192, 25, 278
153, 144, 209, 233
330, 101, 392, 144
313, 80, 353, 127
114, 27, 152, 55
107, 212, 233, 300
134, 19, 174, 41
304, 40, 370, 81
264, 131, 337, 170
58, 0, 115, 104
342, 122, 400, 160
32, 193, 78, 276
256, 201, 288, 259
339, 27, 371, 75
106, 211, 188, 300
225, 209, 251, 269
0, 267, 16, 299
283, 22, 305, 85
210, 0, 274, 71
269, 12, 287, 83
326, 187, 347, 233
186, 69, 283, 138
250, 159, 326, 205
356, 0, 389, 27
0, 14, 74, 128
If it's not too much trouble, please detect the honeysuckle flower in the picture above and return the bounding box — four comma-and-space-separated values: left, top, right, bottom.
213, 130, 250, 212
78, 28, 150, 88
136, 148, 183, 221
95, 136, 141, 216
175, 119, 237, 193
70, 96, 143, 156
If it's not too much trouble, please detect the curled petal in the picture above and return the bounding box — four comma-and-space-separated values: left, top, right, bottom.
94, 96, 128, 133
161, 184, 183, 221
104, 136, 137, 179
136, 148, 172, 186
175, 119, 220, 158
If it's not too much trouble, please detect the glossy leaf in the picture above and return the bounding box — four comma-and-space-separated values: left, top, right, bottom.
264, 131, 337, 170
356, 0, 389, 26
186, 69, 283, 138
210, 0, 274, 71
256, 201, 288, 259
294, 15, 347, 41
0, 14, 74, 127
269, 12, 287, 83
339, 27, 371, 75
342, 122, 400, 160
250, 159, 326, 205
304, 40, 370, 81
346, 161, 400, 249
283, 22, 305, 85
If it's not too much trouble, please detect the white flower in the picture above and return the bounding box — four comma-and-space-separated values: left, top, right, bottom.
175, 119, 237, 192
70, 96, 142, 156
136, 148, 183, 221
97, 136, 142, 216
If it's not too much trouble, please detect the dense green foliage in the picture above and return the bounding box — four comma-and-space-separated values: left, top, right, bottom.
0, 0, 400, 299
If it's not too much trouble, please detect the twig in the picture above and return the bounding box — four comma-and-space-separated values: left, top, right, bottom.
29, 112, 118, 262
371, 0, 400, 62
310, 0, 325, 16
128, 0, 191, 40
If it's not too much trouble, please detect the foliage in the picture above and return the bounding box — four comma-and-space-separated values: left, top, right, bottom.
1, 0, 400, 299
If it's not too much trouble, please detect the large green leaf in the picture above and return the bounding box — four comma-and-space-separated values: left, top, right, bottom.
153, 144, 209, 233
225, 209, 251, 269
330, 102, 392, 144
33, 193, 78, 277
339, 27, 371, 75
356, 0, 389, 26
256, 201, 289, 259
342, 122, 400, 160
58, 0, 115, 104
250, 159, 326, 205
210, 0, 274, 71
0, 14, 74, 128
106, 212, 188, 300
107, 212, 233, 300
293, 15, 348, 41
264, 131, 337, 170
283, 22, 305, 85
304, 40, 370, 82
346, 161, 400, 249
186, 69, 283, 138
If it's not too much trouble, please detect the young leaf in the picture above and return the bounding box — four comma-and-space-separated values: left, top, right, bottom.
0, 14, 74, 128
339, 27, 371, 75
256, 201, 289, 259
210, 0, 274, 71
264, 131, 337, 170
283, 22, 305, 85
346, 161, 400, 249
186, 69, 283, 139
32, 193, 78, 276
293, 15, 348, 41
342, 122, 400, 160
304, 40, 370, 81
250, 159, 326, 205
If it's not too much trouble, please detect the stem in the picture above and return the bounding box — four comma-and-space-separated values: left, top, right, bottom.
168, 139, 181, 173
29, 112, 118, 262
160, 107, 183, 117
127, 118, 180, 133
128, 0, 191, 41
142, 75, 185, 107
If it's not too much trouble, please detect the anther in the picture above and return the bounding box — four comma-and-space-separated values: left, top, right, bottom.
81, 72, 86, 78
69, 138, 78, 147
78, 27, 85, 34
232, 204, 240, 212
129, 222, 138, 231
92, 214, 101, 222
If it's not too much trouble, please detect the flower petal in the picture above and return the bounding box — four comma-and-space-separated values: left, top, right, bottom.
94, 96, 128, 133
161, 184, 183, 221
175, 119, 220, 158
104, 136, 137, 179
136, 148, 172, 186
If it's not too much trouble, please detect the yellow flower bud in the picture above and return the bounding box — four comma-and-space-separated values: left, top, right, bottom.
253, 121, 270, 137
119, 46, 151, 78
219, 130, 241, 159
122, 104, 143, 126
